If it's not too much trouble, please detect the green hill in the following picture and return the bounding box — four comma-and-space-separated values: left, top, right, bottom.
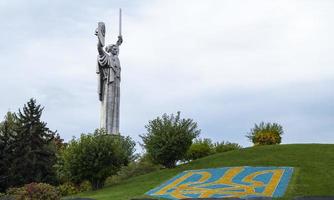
72, 144, 334, 200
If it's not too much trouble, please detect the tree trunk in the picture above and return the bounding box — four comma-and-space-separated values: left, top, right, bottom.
91, 179, 104, 190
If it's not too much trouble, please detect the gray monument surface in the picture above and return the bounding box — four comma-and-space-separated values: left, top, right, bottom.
95, 9, 123, 134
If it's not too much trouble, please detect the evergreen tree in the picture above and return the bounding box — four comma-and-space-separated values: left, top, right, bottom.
10, 99, 57, 186
0, 112, 16, 192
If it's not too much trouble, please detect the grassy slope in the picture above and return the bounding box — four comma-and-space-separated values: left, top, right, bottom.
73, 144, 334, 200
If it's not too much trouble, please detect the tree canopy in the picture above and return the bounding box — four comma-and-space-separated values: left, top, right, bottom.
140, 112, 200, 168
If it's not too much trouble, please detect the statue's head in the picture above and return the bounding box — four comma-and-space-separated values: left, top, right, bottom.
106, 44, 119, 55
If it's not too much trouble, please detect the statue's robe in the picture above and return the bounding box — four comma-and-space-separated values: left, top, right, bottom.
96, 52, 121, 134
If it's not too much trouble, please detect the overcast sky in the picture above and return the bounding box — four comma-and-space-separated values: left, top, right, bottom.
0, 0, 333, 148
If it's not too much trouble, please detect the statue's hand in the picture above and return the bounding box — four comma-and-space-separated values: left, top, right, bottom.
117, 35, 123, 45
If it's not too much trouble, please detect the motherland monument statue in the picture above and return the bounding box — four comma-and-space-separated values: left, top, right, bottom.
95, 9, 123, 134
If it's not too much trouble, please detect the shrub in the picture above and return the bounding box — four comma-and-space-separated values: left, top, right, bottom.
56, 181, 91, 196
7, 183, 60, 200
105, 157, 161, 186
0, 193, 13, 200
253, 132, 281, 145
6, 187, 25, 198
214, 141, 242, 153
56, 129, 135, 190
118, 161, 160, 179
57, 182, 78, 196
246, 122, 283, 145
104, 175, 122, 187
0, 194, 14, 200
79, 181, 92, 192
185, 138, 214, 161
140, 112, 200, 168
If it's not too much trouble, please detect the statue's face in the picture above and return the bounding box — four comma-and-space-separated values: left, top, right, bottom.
111, 46, 119, 55
105, 45, 119, 55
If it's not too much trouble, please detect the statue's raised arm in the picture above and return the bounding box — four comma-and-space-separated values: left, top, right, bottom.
95, 22, 106, 56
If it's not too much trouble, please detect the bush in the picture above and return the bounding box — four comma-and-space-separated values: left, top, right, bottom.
104, 175, 122, 187
118, 161, 160, 179
185, 138, 214, 161
56, 129, 135, 190
57, 182, 78, 196
246, 122, 283, 145
79, 181, 92, 192
0, 193, 13, 200
7, 183, 60, 200
0, 195, 14, 200
105, 156, 161, 186
214, 141, 242, 153
253, 132, 281, 145
140, 112, 200, 168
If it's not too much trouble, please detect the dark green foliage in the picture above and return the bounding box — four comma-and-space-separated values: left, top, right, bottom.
246, 122, 284, 145
185, 138, 214, 161
0, 99, 59, 191
213, 141, 242, 153
0, 112, 16, 192
10, 99, 58, 187
57, 129, 135, 190
7, 182, 60, 200
140, 112, 200, 168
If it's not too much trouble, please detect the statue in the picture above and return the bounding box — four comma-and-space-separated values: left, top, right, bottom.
95, 9, 123, 134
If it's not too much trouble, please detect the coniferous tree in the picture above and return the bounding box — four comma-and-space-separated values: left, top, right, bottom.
10, 99, 57, 186
0, 112, 16, 191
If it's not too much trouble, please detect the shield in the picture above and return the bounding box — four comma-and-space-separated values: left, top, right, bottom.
96, 22, 106, 47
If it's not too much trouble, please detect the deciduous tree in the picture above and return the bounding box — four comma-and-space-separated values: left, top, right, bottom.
140, 112, 200, 168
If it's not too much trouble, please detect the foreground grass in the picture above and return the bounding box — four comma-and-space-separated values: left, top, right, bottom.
71, 144, 334, 200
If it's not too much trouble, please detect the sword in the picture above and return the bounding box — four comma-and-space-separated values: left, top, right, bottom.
119, 8, 122, 37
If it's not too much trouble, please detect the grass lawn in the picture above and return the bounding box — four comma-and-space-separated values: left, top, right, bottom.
68, 144, 334, 200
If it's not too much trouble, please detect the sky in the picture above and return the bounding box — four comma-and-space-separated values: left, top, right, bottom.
0, 0, 333, 148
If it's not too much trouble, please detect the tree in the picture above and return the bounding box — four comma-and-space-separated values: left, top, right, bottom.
10, 99, 58, 187
57, 129, 135, 190
0, 112, 17, 192
52, 132, 66, 152
184, 138, 214, 161
246, 122, 284, 145
140, 112, 200, 168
